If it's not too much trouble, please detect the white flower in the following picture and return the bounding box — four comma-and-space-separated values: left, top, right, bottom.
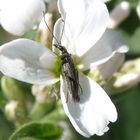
0, 0, 128, 137
0, 0, 45, 36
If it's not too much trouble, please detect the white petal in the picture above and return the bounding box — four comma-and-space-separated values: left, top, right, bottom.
137, 1, 140, 19
43, 0, 56, 3
53, 18, 64, 45
0, 39, 58, 85
101, 0, 111, 2
98, 53, 125, 79
60, 73, 117, 137
79, 29, 129, 70
53, 18, 71, 53
0, 0, 45, 36
57, 0, 109, 56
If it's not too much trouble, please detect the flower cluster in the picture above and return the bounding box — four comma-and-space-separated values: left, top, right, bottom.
0, 0, 128, 138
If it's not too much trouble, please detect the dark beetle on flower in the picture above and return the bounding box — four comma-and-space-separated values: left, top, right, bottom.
43, 13, 81, 102
53, 43, 81, 102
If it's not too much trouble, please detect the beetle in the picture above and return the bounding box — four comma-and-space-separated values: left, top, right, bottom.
53, 43, 81, 102
43, 13, 81, 102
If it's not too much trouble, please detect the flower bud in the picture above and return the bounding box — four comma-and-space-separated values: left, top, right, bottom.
5, 100, 27, 125
32, 84, 57, 103
30, 84, 57, 120
114, 72, 140, 88
37, 13, 53, 49
136, 1, 140, 19
1, 76, 24, 101
108, 1, 130, 28
105, 58, 140, 93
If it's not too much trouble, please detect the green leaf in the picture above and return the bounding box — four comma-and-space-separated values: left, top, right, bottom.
0, 111, 13, 140
9, 122, 63, 140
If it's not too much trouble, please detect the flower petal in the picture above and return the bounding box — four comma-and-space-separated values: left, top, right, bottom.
57, 0, 109, 56
98, 53, 125, 79
101, 0, 111, 3
60, 73, 117, 137
79, 29, 129, 70
0, 39, 58, 85
137, 1, 140, 19
53, 18, 64, 46
0, 0, 45, 36
53, 18, 71, 53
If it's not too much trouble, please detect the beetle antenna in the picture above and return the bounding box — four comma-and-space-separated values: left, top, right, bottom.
43, 11, 60, 45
